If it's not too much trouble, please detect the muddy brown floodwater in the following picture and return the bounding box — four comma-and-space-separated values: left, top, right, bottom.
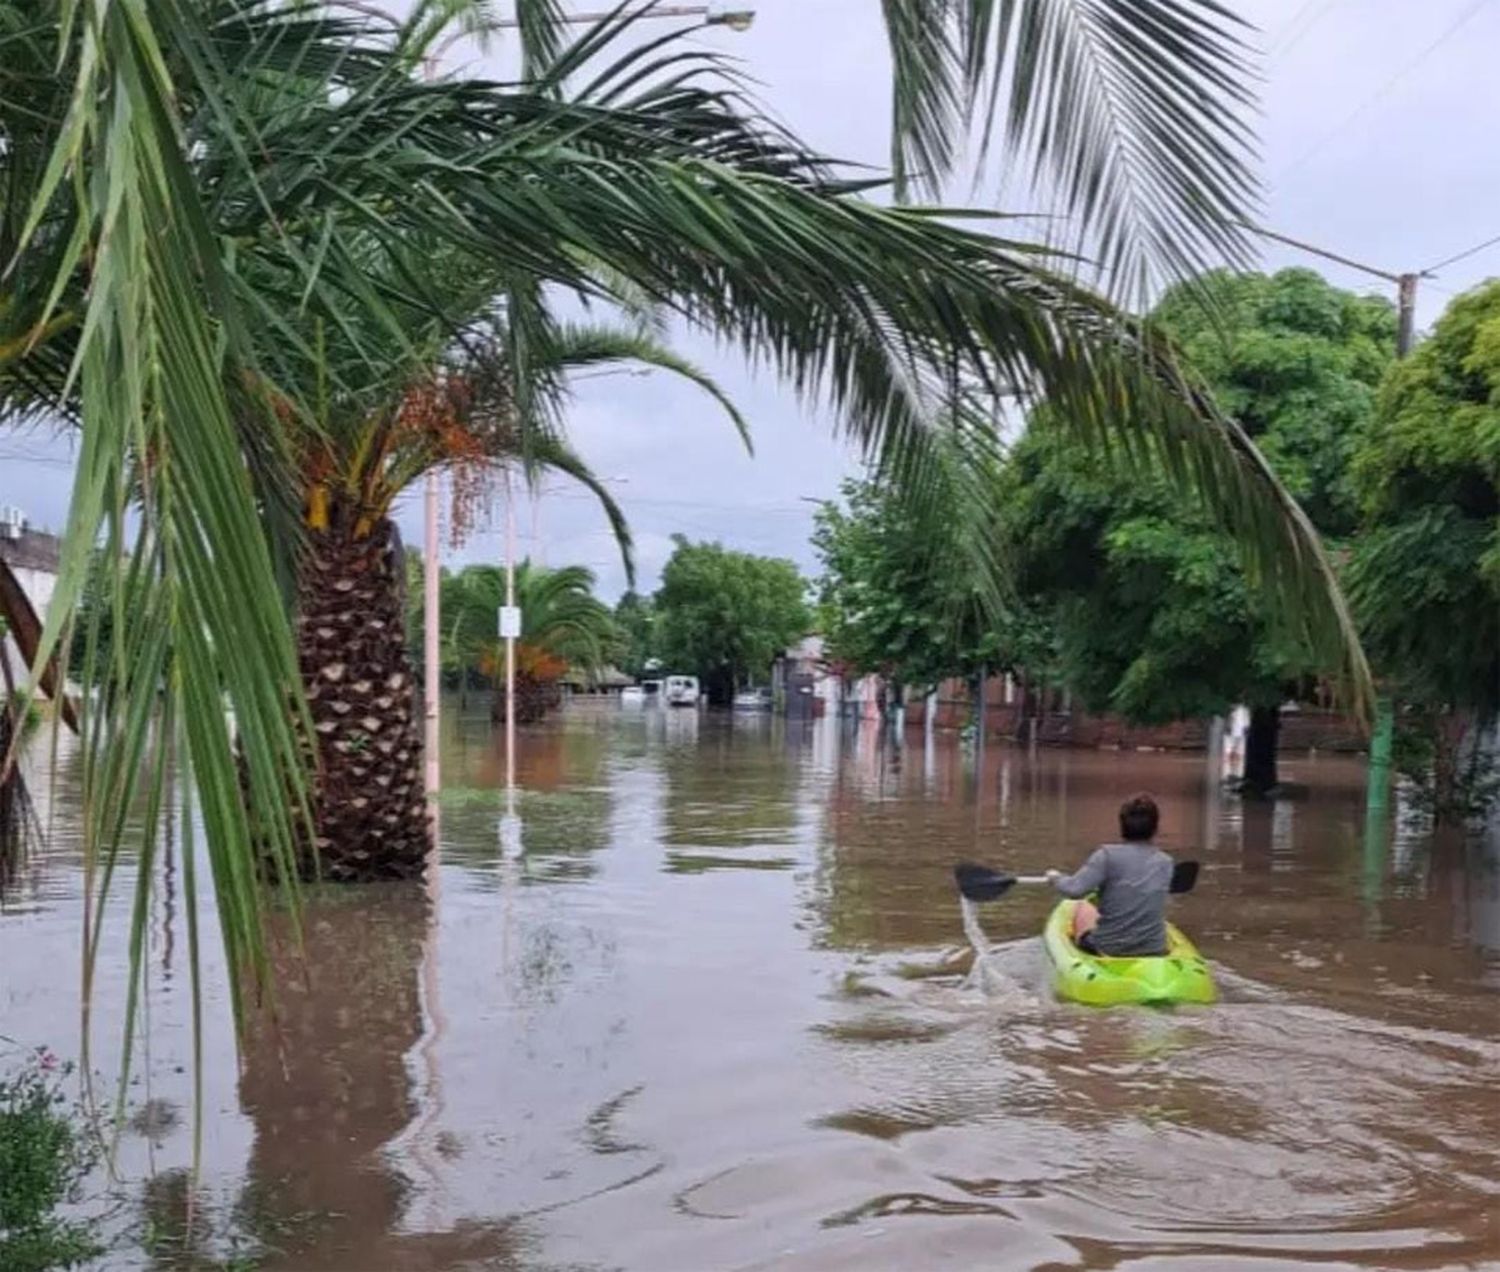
3, 705, 1500, 1270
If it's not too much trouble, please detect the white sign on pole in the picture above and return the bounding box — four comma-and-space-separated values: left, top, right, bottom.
498, 605, 522, 639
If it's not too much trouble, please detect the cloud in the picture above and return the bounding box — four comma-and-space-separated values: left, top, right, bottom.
10, 0, 1500, 563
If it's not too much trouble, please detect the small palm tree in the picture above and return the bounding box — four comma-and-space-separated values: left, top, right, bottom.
446, 562, 619, 724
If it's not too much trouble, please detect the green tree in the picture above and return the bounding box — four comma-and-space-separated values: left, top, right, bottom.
1012, 269, 1395, 791
812, 468, 1049, 701
1152, 268, 1397, 537
654, 538, 810, 704
613, 591, 657, 680
1009, 422, 1302, 730
1346, 281, 1500, 821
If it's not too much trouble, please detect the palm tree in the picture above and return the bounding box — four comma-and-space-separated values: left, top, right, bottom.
10, 0, 1368, 1077
445, 562, 620, 724
283, 307, 740, 881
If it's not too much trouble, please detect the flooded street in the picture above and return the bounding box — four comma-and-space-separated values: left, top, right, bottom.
4, 705, 1500, 1270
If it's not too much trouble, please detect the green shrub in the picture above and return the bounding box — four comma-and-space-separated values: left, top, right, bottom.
0, 1049, 100, 1271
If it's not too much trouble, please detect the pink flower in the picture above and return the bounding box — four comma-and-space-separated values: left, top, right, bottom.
37, 1049, 59, 1072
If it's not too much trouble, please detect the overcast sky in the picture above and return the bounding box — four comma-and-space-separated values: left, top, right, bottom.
3, 0, 1497, 600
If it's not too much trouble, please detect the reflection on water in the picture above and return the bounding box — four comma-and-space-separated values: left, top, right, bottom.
2, 701, 1500, 1269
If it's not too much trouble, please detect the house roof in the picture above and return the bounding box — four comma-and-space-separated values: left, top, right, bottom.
0, 528, 61, 574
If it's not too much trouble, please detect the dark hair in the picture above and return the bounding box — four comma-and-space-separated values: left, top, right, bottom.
1119, 793, 1159, 842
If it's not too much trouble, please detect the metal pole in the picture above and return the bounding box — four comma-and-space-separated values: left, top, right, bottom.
419, 51, 442, 808
1395, 272, 1419, 357
505, 465, 517, 795
423, 472, 441, 798
531, 489, 543, 567
1362, 272, 1419, 846
1240, 225, 1420, 852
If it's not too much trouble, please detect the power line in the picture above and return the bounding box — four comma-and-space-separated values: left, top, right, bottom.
0, 452, 74, 469
1236, 221, 1407, 283
1269, 0, 1322, 50
1425, 230, 1500, 275
1278, 0, 1491, 180
1269, 0, 1342, 59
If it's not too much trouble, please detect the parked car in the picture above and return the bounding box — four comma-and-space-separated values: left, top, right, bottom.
620, 685, 646, 707
664, 675, 700, 707
732, 687, 773, 711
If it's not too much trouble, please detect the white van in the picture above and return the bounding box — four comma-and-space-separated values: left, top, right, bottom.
664, 675, 699, 707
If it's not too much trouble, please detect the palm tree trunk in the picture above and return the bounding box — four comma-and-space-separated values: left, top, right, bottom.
298, 516, 428, 881
491, 670, 561, 725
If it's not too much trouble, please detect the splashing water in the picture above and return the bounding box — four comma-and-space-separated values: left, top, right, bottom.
958, 896, 1038, 1006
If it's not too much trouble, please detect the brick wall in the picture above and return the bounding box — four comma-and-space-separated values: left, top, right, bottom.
904, 675, 1365, 754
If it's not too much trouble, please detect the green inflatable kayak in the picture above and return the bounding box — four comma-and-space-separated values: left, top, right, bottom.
1043, 900, 1217, 1007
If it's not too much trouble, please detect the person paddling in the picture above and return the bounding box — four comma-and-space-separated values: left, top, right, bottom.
1046, 793, 1172, 957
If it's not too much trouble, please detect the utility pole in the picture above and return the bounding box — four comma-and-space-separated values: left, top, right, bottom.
1395, 271, 1419, 357
1242, 225, 1422, 857
1364, 271, 1420, 835
504, 465, 518, 796
422, 32, 443, 809
418, 5, 752, 813
424, 473, 441, 800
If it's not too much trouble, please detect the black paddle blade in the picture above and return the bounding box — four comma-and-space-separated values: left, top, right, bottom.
1169, 860, 1200, 894
954, 863, 1017, 903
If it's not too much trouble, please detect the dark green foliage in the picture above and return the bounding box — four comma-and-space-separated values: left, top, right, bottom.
445, 562, 621, 681
812, 473, 1046, 694
1152, 268, 1396, 537
1008, 422, 1303, 723
1010, 268, 1394, 724
613, 591, 656, 680
65, 550, 115, 685
653, 538, 810, 702
0, 1052, 99, 1271
1344, 281, 1500, 819
1346, 281, 1500, 717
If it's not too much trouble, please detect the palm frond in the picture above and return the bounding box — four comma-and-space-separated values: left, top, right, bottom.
884, 0, 1260, 297
448, 559, 618, 673
21, 0, 314, 1153
548, 321, 752, 454
185, 12, 1357, 701
523, 432, 637, 586
514, 0, 568, 79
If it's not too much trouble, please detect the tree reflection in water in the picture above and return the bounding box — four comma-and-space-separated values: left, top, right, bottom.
230, 884, 520, 1270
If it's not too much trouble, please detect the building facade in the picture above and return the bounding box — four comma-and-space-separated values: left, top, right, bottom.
0, 510, 61, 690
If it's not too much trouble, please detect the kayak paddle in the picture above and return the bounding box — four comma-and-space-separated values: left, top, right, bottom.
953, 859, 1199, 903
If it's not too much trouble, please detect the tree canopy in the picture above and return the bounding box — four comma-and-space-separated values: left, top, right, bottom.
812, 470, 1045, 695
1345, 280, 1500, 720
1007, 422, 1297, 723
1153, 269, 1397, 537
1010, 268, 1396, 725
613, 592, 657, 681
653, 538, 810, 702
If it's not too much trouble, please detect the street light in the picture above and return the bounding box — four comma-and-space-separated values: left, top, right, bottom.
424, 2, 753, 811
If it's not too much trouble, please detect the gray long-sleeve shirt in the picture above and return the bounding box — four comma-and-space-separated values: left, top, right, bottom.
1052, 842, 1172, 956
